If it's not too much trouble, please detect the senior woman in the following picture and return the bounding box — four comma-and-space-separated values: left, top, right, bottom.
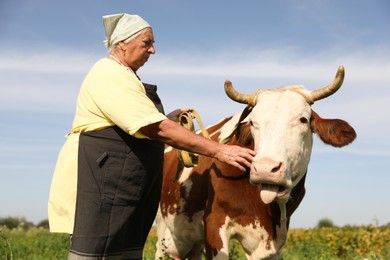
48, 13, 255, 259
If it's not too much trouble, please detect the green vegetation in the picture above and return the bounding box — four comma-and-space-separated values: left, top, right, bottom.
283, 225, 390, 259
0, 227, 69, 259
1, 217, 389, 259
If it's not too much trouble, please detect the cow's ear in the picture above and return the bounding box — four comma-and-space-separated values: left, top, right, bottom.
310, 110, 357, 147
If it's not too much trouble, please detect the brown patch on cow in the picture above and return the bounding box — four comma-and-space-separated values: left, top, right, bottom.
183, 159, 211, 221
160, 147, 183, 217
207, 123, 281, 237
160, 118, 233, 219
311, 110, 356, 147
204, 156, 279, 253
235, 122, 254, 147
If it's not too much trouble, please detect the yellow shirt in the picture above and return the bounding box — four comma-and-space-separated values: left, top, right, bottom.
48, 58, 167, 233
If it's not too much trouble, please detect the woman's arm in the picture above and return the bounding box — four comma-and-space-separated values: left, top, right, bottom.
140, 119, 255, 171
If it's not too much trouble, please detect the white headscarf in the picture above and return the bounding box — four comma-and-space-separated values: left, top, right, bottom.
103, 13, 151, 49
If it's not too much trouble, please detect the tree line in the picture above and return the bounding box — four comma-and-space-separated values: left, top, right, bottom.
1, 216, 389, 230
0, 217, 48, 230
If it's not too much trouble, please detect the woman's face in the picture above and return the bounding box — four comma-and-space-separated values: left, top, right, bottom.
121, 28, 155, 72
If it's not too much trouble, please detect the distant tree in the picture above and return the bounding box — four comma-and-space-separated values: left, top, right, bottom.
317, 218, 335, 228
37, 219, 49, 229
0, 217, 34, 230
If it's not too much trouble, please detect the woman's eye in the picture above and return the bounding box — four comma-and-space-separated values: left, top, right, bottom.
144, 40, 154, 47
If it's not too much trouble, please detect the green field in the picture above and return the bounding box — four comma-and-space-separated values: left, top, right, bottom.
1, 225, 389, 259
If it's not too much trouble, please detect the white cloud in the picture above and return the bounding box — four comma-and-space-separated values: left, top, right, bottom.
0, 50, 97, 74
143, 46, 390, 81
1, 46, 389, 147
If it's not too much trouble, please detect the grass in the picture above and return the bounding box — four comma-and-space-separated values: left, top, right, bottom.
1, 225, 389, 259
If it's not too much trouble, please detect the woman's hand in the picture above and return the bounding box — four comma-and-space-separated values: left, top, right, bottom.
166, 108, 193, 121
214, 144, 256, 172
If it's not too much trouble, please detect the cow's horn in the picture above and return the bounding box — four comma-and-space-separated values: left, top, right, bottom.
224, 80, 258, 107
310, 66, 345, 102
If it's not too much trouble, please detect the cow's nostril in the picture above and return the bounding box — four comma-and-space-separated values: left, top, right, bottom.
271, 162, 283, 173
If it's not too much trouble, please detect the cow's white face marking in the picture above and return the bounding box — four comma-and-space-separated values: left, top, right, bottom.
249, 89, 313, 203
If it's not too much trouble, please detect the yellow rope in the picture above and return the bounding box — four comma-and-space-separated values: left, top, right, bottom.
174, 109, 210, 182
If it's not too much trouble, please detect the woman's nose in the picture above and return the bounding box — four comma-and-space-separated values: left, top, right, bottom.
148, 45, 156, 54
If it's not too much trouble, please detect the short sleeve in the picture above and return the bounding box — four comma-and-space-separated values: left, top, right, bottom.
75, 59, 167, 137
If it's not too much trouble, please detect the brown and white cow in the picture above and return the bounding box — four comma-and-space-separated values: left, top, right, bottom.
155, 66, 356, 259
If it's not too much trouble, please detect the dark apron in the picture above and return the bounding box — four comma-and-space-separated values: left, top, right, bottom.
69, 83, 165, 259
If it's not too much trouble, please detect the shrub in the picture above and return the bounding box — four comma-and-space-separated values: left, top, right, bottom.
36, 219, 49, 229
317, 218, 335, 228
0, 217, 34, 230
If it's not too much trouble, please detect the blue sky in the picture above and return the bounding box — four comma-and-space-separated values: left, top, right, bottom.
0, 0, 389, 229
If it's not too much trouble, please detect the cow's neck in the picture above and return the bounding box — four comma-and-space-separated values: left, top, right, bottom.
274, 173, 307, 250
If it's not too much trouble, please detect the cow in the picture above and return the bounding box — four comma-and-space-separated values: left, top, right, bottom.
155, 66, 356, 259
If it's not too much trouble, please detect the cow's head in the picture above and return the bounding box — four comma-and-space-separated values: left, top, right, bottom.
224, 66, 356, 205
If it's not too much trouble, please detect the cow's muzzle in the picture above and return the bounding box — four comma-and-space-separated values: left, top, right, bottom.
250, 157, 289, 204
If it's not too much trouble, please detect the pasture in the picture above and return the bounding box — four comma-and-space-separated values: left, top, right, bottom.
1, 224, 389, 259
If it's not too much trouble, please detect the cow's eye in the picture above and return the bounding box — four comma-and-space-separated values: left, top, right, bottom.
300, 117, 309, 124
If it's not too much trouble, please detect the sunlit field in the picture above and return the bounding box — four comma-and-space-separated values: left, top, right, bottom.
1, 218, 389, 259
